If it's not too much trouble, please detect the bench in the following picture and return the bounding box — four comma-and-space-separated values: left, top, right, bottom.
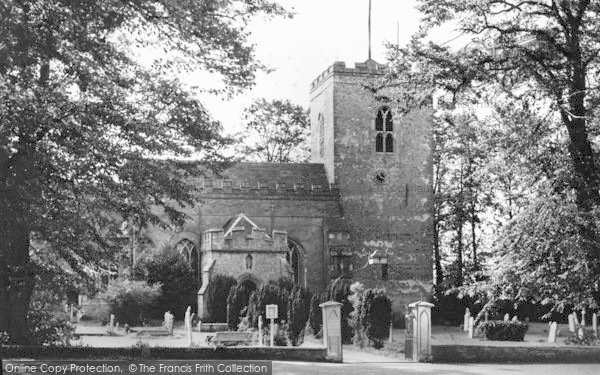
210, 331, 253, 346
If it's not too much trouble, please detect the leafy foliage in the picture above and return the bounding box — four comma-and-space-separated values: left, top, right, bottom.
460, 191, 600, 314
247, 281, 289, 328
286, 285, 312, 346
361, 288, 392, 349
0, 0, 289, 343
308, 292, 326, 336
99, 279, 161, 325
478, 321, 528, 341
564, 329, 600, 346
27, 309, 74, 347
226, 282, 255, 330
133, 244, 197, 320
239, 98, 310, 163
205, 274, 237, 323
327, 280, 354, 344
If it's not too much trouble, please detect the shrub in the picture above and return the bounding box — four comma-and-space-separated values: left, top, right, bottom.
205, 274, 237, 323
247, 281, 289, 328
478, 320, 529, 341
227, 283, 254, 330
99, 279, 161, 325
361, 288, 392, 349
348, 282, 366, 347
564, 328, 600, 346
0, 331, 10, 345
308, 292, 326, 336
287, 285, 312, 346
327, 280, 354, 344
27, 310, 74, 346
133, 244, 197, 319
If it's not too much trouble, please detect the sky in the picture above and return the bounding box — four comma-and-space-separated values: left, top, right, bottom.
194, 0, 428, 135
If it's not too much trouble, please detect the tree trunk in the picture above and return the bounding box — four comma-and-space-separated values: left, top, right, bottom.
0, 213, 35, 344
433, 220, 444, 287
470, 199, 477, 268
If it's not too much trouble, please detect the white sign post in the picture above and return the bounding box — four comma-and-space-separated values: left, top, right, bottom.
266, 304, 278, 347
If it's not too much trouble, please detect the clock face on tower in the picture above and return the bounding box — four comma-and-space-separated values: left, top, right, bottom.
374, 170, 386, 184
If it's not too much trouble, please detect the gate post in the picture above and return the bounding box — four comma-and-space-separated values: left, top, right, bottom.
408, 301, 434, 362
320, 301, 343, 362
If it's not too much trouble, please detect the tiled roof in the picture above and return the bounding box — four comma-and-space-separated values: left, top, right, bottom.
215, 162, 330, 188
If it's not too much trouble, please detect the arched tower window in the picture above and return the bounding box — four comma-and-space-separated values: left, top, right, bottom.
375, 107, 394, 153
245, 254, 253, 270
318, 113, 325, 158
175, 239, 201, 286
286, 240, 302, 285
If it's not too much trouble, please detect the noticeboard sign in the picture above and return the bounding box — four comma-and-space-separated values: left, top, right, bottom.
266, 304, 278, 319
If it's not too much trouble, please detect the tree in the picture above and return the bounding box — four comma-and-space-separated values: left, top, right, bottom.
460, 187, 600, 315
286, 285, 311, 346
0, 0, 288, 343
206, 274, 237, 323
240, 98, 310, 163
133, 244, 197, 320
412, 0, 600, 261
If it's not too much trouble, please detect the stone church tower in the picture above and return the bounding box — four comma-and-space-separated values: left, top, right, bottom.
310, 59, 433, 309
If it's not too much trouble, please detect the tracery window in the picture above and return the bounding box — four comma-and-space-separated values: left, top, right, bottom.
375, 107, 394, 153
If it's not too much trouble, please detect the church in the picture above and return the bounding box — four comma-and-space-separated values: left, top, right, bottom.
145, 59, 434, 318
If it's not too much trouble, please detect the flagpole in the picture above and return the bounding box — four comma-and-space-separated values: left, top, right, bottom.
368, 0, 372, 60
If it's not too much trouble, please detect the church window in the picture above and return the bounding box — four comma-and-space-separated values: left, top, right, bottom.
287, 240, 302, 284
375, 107, 394, 153
245, 254, 253, 270
318, 113, 325, 157
175, 239, 201, 286
329, 247, 352, 278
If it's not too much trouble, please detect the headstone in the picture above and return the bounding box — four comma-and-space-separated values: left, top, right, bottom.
389, 319, 393, 343
184, 306, 191, 332
258, 316, 264, 346
548, 322, 557, 343
109, 314, 115, 334
187, 313, 195, 347
468, 317, 474, 339
503, 313, 510, 322
320, 301, 343, 362
577, 328, 584, 339
593, 313, 598, 337
568, 313, 576, 332
573, 313, 579, 325
463, 308, 470, 332
581, 309, 586, 327
164, 311, 174, 335
511, 316, 518, 322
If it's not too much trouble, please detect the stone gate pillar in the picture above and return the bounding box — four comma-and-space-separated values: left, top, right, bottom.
319, 301, 343, 362
408, 301, 434, 362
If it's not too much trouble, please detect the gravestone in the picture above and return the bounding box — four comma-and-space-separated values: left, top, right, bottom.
511, 316, 518, 322
468, 317, 474, 339
187, 313, 195, 347
504, 313, 509, 322
108, 314, 115, 334
408, 301, 434, 362
548, 322, 557, 343
573, 313, 579, 325
581, 310, 586, 327
320, 301, 343, 362
568, 313, 576, 332
184, 306, 191, 332
164, 312, 174, 335
593, 313, 598, 337
463, 308, 470, 332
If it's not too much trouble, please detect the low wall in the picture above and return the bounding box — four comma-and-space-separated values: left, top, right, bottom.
1, 346, 332, 362
432, 344, 600, 363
